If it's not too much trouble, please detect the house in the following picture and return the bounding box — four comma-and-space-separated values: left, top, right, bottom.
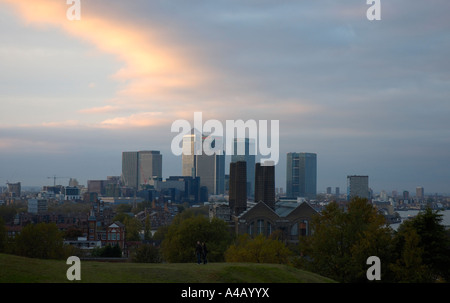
105, 221, 125, 249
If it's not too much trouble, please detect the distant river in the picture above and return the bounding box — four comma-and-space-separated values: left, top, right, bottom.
389, 209, 450, 230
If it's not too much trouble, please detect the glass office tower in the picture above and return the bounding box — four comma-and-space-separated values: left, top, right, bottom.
231, 138, 255, 198
182, 130, 225, 195
286, 152, 317, 199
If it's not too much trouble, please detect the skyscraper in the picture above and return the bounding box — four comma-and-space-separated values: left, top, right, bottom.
286, 152, 317, 199
181, 129, 201, 177
138, 151, 162, 185
231, 138, 255, 197
182, 131, 225, 195
229, 161, 247, 216
122, 151, 139, 189
6, 182, 21, 197
254, 163, 275, 209
416, 186, 424, 200
347, 175, 369, 200
122, 150, 162, 190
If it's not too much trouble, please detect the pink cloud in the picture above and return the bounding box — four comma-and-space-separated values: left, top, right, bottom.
0, 0, 209, 124
78, 105, 122, 115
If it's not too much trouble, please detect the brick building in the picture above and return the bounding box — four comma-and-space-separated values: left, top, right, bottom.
211, 200, 318, 244
233, 201, 317, 243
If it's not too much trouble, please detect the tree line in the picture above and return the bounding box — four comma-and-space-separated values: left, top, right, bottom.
296, 197, 450, 282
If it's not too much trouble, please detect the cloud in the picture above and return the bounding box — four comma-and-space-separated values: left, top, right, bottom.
78, 105, 121, 115
0, 0, 209, 122
99, 112, 170, 129
1, 0, 450, 192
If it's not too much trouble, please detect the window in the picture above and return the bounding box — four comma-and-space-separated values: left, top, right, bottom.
267, 222, 272, 235
300, 220, 308, 236
290, 223, 298, 236
248, 222, 254, 236
257, 220, 264, 235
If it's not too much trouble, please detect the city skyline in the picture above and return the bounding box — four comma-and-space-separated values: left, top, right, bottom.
1, 1, 449, 194
0, 145, 445, 196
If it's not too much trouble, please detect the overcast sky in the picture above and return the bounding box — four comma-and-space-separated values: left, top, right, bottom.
0, 0, 449, 194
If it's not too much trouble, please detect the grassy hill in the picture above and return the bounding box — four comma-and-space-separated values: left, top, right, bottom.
0, 253, 334, 283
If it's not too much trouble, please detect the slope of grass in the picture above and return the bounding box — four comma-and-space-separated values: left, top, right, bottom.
0, 253, 335, 283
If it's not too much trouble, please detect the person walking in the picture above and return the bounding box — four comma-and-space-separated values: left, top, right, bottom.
195, 241, 203, 264
202, 242, 208, 264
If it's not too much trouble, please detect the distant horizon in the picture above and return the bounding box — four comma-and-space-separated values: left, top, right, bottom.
9, 184, 450, 197
2, 150, 448, 197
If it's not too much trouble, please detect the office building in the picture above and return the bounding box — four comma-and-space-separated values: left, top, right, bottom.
164, 176, 201, 204
28, 198, 48, 214
254, 162, 275, 209
286, 152, 317, 199
138, 151, 162, 185
182, 129, 201, 177
122, 150, 162, 190
416, 186, 424, 200
231, 138, 255, 197
403, 190, 410, 201
229, 161, 247, 216
196, 148, 225, 196
122, 151, 139, 189
182, 131, 225, 195
347, 175, 369, 200
6, 182, 21, 197
63, 186, 81, 201
87, 180, 107, 196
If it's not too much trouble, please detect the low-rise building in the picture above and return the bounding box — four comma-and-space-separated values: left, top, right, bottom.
210, 200, 318, 244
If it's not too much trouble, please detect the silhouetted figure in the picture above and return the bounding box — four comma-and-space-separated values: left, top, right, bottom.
195, 241, 202, 264
202, 242, 208, 264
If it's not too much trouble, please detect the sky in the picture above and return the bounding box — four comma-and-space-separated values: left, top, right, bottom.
0, 0, 449, 195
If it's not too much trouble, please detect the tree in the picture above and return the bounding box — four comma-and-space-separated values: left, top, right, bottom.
91, 244, 122, 258
0, 205, 17, 223
144, 214, 152, 241
390, 228, 431, 282
133, 244, 160, 263
299, 197, 394, 282
63, 227, 83, 240
13, 223, 68, 260
0, 218, 6, 253
225, 234, 292, 264
161, 213, 232, 263
393, 208, 450, 281
123, 216, 143, 241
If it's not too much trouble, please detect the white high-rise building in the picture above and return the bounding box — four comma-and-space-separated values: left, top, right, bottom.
182, 129, 225, 196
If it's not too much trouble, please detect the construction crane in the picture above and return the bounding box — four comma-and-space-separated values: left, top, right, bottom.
47, 175, 70, 186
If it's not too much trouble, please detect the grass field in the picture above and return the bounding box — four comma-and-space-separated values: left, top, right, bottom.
0, 253, 335, 283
